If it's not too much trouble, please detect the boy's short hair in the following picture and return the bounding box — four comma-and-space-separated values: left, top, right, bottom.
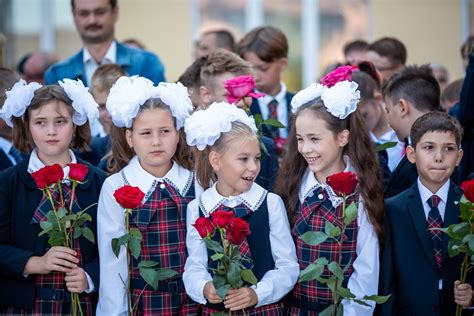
236, 26, 288, 62
368, 37, 407, 66
410, 111, 463, 148
382, 64, 440, 113
441, 78, 463, 104
343, 39, 368, 56
460, 35, 474, 59
90, 64, 127, 93
204, 30, 235, 52
178, 56, 207, 90
200, 49, 251, 88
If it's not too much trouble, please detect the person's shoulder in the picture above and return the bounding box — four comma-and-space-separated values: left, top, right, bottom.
385, 185, 417, 213
47, 50, 82, 71
119, 42, 160, 60
77, 158, 107, 183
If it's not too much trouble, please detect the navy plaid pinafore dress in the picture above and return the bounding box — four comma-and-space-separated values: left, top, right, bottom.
287, 187, 358, 316
199, 193, 285, 316
126, 172, 199, 316
2, 185, 94, 316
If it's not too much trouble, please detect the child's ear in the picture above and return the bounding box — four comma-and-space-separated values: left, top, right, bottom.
456, 148, 464, 166
398, 98, 410, 118
374, 91, 383, 103
278, 57, 289, 71
208, 150, 221, 172
200, 85, 212, 107
337, 129, 350, 147
125, 129, 133, 149
406, 145, 416, 163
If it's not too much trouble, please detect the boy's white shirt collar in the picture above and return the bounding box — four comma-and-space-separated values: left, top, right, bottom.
27, 149, 77, 182
417, 178, 450, 208
199, 182, 267, 217
83, 40, 117, 64
257, 82, 287, 105
298, 155, 355, 207
122, 156, 193, 198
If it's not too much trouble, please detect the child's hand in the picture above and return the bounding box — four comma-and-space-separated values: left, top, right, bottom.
203, 281, 223, 304
224, 287, 258, 311
454, 280, 473, 309
31, 246, 78, 274
65, 267, 88, 293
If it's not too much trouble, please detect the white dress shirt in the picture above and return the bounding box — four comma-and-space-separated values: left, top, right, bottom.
27, 149, 95, 293
83, 41, 116, 86
183, 182, 299, 308
370, 130, 404, 172
96, 156, 195, 316
256, 82, 289, 138
298, 157, 380, 315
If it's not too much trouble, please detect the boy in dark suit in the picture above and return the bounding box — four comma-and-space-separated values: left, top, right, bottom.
382, 65, 441, 198
378, 111, 472, 315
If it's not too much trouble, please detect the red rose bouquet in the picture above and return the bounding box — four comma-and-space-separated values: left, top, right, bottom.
111, 185, 178, 315
193, 211, 257, 302
298, 171, 389, 315
33, 163, 94, 316
439, 179, 474, 315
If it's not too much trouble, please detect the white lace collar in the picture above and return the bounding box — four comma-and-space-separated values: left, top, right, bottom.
121, 156, 193, 198
199, 182, 267, 217
298, 155, 356, 207
28, 148, 76, 173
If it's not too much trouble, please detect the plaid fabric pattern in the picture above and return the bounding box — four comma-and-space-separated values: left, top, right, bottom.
427, 195, 443, 269
31, 184, 81, 224
290, 187, 358, 312
218, 204, 253, 267
129, 181, 198, 315
202, 302, 285, 315
268, 99, 279, 139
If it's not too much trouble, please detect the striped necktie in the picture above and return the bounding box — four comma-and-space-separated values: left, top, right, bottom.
427, 195, 443, 269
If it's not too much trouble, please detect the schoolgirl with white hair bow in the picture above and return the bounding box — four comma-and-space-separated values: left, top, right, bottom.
96, 76, 199, 315
0, 79, 106, 315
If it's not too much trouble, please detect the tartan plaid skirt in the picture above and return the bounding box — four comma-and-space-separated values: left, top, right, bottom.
202, 302, 285, 316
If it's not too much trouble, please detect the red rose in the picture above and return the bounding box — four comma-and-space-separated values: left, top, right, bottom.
67, 163, 88, 182
113, 185, 145, 209
193, 217, 215, 238
31, 164, 64, 189
461, 179, 474, 202
326, 171, 358, 197
320, 65, 358, 88
211, 211, 235, 229
226, 217, 251, 245
224, 75, 265, 104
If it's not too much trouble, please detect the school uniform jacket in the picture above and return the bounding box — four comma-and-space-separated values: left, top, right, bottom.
183, 182, 299, 308
0, 156, 106, 309
377, 181, 467, 315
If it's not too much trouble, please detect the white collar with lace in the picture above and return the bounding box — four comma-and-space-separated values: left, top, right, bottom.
121, 156, 193, 199
199, 182, 267, 217
298, 155, 356, 207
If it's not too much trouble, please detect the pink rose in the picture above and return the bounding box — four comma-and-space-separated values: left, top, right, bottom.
224, 75, 265, 104
320, 65, 359, 88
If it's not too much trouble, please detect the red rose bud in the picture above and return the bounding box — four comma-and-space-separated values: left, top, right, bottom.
326, 171, 358, 197
31, 164, 64, 189
224, 75, 265, 104
67, 163, 88, 182
113, 185, 145, 209
320, 65, 358, 88
226, 217, 251, 245
193, 217, 214, 238
211, 211, 235, 229
461, 179, 474, 202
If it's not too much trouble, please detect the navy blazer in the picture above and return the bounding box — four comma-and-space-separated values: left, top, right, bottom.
0, 158, 106, 309
377, 182, 469, 315
249, 91, 294, 138
44, 41, 165, 85
384, 155, 418, 199
0, 148, 14, 172
255, 136, 279, 192
458, 53, 474, 181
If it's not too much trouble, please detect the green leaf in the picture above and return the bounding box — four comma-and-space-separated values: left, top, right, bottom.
213, 274, 226, 289
61, 214, 77, 222
363, 294, 391, 304
315, 257, 329, 266
216, 284, 230, 300
299, 263, 324, 282
48, 231, 65, 246
325, 221, 341, 237
299, 231, 328, 246
353, 299, 371, 307
56, 207, 67, 218
111, 237, 121, 258
211, 253, 224, 261
155, 268, 179, 281
139, 267, 158, 290
325, 276, 337, 293
210, 312, 225, 316
375, 141, 398, 152
319, 305, 335, 316
129, 233, 142, 259
203, 238, 224, 253
261, 118, 285, 128
337, 286, 356, 299
452, 222, 470, 240
328, 261, 344, 280
81, 227, 95, 244
129, 227, 142, 239
241, 269, 258, 285
448, 239, 462, 257
40, 221, 53, 231
227, 261, 242, 288
139, 260, 160, 268
463, 234, 474, 252
73, 227, 82, 239
343, 202, 358, 225
254, 114, 263, 126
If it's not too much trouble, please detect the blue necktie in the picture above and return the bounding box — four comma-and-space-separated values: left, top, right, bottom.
8, 147, 23, 163
427, 195, 443, 269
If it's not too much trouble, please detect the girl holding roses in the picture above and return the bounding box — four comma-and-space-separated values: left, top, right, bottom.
0, 79, 106, 314
96, 77, 199, 315
183, 101, 299, 315
275, 66, 384, 315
